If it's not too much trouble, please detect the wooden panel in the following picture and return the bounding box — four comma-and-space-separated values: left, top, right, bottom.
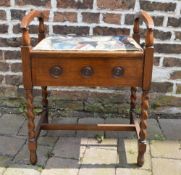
32, 57, 143, 87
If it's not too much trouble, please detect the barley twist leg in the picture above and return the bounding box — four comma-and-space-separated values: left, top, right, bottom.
42, 86, 48, 123
137, 90, 149, 166
26, 89, 37, 165
130, 87, 137, 124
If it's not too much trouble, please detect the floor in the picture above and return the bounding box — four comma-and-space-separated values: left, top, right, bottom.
0, 112, 181, 175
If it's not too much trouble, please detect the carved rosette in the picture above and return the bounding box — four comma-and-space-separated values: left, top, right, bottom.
26, 90, 36, 140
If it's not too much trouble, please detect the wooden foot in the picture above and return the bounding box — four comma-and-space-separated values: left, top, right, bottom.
42, 86, 48, 123
137, 90, 149, 167
137, 140, 146, 166
130, 87, 137, 124
26, 89, 37, 165
30, 150, 37, 165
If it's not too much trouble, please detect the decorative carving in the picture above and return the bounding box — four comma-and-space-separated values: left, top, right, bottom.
137, 90, 149, 166
81, 66, 94, 77
112, 66, 124, 77
49, 66, 63, 78
26, 89, 37, 164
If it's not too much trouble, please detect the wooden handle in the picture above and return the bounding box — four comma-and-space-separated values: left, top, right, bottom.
134, 10, 154, 29
21, 10, 49, 46
134, 10, 154, 47
21, 10, 49, 29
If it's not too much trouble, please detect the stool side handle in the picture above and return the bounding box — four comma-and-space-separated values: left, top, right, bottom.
134, 10, 154, 47
21, 10, 49, 29
21, 10, 49, 46
134, 10, 154, 29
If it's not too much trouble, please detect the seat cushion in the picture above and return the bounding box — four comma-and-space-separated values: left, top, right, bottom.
33, 35, 142, 51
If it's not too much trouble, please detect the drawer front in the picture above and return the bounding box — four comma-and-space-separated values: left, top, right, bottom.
32, 57, 143, 87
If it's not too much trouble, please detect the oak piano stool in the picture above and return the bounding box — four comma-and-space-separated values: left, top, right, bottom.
21, 10, 154, 167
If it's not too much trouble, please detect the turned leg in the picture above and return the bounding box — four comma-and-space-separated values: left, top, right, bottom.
137, 90, 149, 166
130, 87, 137, 124
26, 89, 37, 165
42, 86, 48, 123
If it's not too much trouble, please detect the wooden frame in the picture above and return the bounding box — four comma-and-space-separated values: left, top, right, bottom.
21, 9, 154, 167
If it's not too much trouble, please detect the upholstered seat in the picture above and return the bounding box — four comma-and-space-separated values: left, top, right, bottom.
33, 35, 142, 51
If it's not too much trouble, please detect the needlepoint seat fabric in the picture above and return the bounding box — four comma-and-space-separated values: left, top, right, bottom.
33, 35, 143, 51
